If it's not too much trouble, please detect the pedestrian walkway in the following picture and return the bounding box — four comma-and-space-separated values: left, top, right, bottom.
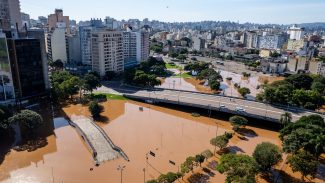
69, 115, 129, 164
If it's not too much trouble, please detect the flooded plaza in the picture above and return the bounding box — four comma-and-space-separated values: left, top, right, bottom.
0, 100, 323, 183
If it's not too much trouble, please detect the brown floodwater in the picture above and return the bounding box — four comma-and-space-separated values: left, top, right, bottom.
0, 100, 323, 183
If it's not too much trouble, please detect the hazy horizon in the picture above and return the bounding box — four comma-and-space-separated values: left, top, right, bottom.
20, 0, 325, 24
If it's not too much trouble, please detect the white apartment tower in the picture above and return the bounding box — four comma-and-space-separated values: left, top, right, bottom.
288, 25, 305, 40
91, 30, 124, 77
123, 31, 149, 68
46, 28, 68, 63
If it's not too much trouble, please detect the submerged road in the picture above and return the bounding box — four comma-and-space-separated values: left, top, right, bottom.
99, 85, 323, 123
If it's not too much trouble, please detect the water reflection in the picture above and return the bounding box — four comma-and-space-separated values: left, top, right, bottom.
53, 117, 69, 129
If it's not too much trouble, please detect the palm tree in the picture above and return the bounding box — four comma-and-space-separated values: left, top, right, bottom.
280, 112, 292, 127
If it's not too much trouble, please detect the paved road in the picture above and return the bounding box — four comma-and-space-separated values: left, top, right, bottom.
110, 87, 322, 123
70, 115, 123, 164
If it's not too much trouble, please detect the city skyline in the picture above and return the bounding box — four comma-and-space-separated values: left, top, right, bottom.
20, 0, 325, 24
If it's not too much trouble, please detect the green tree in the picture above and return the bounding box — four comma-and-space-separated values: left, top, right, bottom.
229, 115, 248, 132
157, 172, 181, 183
288, 150, 319, 181
286, 74, 313, 90
8, 110, 43, 130
279, 112, 292, 127
0, 106, 12, 129
176, 54, 187, 61
210, 133, 233, 153
253, 142, 282, 172
279, 115, 325, 157
181, 156, 196, 174
83, 73, 102, 94
311, 81, 325, 95
60, 76, 81, 99
50, 59, 64, 70
195, 154, 205, 167
238, 87, 251, 98
146, 180, 158, 183
217, 154, 258, 183
88, 101, 104, 118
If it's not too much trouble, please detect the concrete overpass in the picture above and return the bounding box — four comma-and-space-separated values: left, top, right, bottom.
116, 88, 323, 123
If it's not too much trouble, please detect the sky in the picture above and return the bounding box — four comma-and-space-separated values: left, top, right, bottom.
20, 0, 325, 24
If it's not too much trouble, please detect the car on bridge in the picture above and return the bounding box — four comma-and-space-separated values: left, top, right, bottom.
235, 107, 246, 112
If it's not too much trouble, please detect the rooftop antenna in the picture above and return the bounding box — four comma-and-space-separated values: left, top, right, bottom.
24, 23, 28, 38
16, 22, 19, 38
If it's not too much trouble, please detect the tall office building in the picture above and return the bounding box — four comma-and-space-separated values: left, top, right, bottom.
91, 30, 124, 77
28, 29, 50, 89
46, 28, 68, 63
48, 9, 70, 33
7, 38, 46, 98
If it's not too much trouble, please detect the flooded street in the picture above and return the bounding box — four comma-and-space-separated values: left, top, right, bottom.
0, 100, 318, 183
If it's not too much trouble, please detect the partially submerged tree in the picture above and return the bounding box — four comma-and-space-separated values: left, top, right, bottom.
288, 150, 319, 181
210, 132, 233, 154
229, 115, 248, 132
217, 153, 258, 183
88, 101, 104, 118
195, 154, 205, 167
253, 142, 282, 172
238, 87, 251, 98
279, 114, 325, 157
9, 110, 43, 132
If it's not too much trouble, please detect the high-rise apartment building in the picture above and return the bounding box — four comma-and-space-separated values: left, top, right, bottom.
80, 19, 104, 66
48, 9, 70, 33
257, 34, 287, 50
46, 28, 68, 63
123, 31, 141, 68
67, 33, 81, 63
193, 36, 205, 51
0, 0, 11, 32
8, 0, 22, 30
91, 30, 124, 77
140, 31, 149, 62
21, 12, 30, 28
288, 25, 304, 40
123, 31, 150, 68
0, 0, 22, 34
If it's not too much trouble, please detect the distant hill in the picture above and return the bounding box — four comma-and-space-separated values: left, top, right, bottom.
297, 22, 325, 30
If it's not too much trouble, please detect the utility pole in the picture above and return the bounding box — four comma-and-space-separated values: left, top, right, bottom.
117, 165, 126, 183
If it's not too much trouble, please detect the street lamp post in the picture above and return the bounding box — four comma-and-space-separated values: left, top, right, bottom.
117, 165, 126, 183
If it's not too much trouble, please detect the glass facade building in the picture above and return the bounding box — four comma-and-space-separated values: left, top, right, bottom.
7, 38, 46, 99
0, 33, 15, 102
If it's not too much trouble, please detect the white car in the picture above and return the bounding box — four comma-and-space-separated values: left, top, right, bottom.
220, 105, 226, 109
235, 107, 246, 112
